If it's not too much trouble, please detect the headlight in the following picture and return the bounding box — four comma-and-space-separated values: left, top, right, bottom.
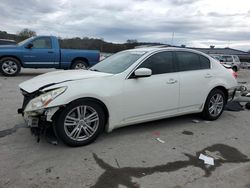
25, 87, 67, 112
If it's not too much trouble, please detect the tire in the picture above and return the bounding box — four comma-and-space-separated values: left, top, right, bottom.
71, 60, 88, 70
0, 57, 21, 76
55, 99, 105, 146
202, 89, 226, 120
232, 66, 238, 72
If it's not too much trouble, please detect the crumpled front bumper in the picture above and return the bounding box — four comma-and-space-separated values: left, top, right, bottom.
19, 107, 60, 128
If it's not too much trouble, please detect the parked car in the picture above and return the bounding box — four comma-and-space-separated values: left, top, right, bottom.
240, 62, 250, 69
210, 54, 224, 62
18, 48, 238, 146
0, 39, 17, 45
0, 36, 100, 76
210, 54, 240, 72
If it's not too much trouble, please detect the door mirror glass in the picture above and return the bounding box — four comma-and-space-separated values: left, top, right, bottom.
134, 68, 152, 77
26, 43, 33, 49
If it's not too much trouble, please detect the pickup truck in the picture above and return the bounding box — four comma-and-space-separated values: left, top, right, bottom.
0, 36, 100, 76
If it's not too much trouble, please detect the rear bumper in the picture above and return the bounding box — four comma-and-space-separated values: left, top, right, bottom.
228, 87, 238, 101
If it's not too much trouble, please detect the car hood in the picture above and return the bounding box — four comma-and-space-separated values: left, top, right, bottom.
0, 45, 17, 48
19, 70, 113, 93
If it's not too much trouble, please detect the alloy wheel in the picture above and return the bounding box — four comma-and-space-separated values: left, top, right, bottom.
208, 93, 224, 117
64, 105, 99, 141
2, 60, 18, 75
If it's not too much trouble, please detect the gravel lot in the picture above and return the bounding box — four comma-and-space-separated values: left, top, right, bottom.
0, 69, 250, 188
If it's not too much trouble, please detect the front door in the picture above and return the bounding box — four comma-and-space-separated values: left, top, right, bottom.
22, 37, 57, 68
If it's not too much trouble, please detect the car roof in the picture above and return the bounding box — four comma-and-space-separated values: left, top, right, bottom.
127, 47, 210, 56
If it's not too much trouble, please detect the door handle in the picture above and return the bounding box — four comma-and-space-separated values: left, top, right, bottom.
204, 74, 212, 78
48, 51, 54, 53
167, 78, 178, 84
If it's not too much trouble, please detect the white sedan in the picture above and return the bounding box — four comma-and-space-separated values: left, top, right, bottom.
19, 47, 238, 146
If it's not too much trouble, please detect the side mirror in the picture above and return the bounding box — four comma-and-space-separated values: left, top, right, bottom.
26, 43, 33, 49
134, 68, 152, 78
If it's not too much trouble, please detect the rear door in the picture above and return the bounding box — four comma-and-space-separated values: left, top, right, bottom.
175, 51, 211, 113
121, 51, 180, 124
22, 37, 57, 68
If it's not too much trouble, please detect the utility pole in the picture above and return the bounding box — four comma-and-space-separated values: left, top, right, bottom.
171, 32, 174, 46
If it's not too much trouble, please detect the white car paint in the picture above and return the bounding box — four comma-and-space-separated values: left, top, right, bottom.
19, 47, 238, 132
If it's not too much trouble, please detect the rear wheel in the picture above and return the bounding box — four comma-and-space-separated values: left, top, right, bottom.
55, 99, 105, 146
71, 60, 88, 70
0, 57, 21, 76
202, 89, 226, 120
232, 66, 238, 72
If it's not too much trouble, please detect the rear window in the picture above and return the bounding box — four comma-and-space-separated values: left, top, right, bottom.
176, 51, 210, 71
222, 56, 233, 62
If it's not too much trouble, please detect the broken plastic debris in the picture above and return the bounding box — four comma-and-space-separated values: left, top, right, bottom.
205, 150, 225, 160
156, 138, 165, 143
204, 121, 211, 124
192, 119, 200, 123
199, 154, 214, 165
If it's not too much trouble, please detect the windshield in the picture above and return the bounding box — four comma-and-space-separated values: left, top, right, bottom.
17, 37, 33, 46
90, 51, 146, 74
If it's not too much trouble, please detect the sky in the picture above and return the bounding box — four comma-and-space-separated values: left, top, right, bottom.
0, 0, 250, 51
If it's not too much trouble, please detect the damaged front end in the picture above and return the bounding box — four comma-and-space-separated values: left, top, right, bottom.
233, 84, 250, 103
18, 87, 66, 143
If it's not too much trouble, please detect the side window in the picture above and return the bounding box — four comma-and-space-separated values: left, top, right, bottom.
176, 51, 210, 71
199, 55, 210, 69
222, 56, 233, 62
32, 37, 52, 49
176, 51, 200, 71
138, 51, 174, 75
233, 56, 240, 62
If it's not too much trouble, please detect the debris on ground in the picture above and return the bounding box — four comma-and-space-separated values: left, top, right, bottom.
225, 101, 244, 111
204, 150, 225, 160
152, 131, 161, 136
156, 137, 165, 143
246, 102, 250, 110
204, 121, 211, 124
199, 154, 214, 165
192, 119, 200, 123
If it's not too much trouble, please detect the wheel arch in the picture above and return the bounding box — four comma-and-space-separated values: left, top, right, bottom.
52, 97, 109, 125
0, 55, 23, 67
209, 86, 228, 102
71, 57, 89, 68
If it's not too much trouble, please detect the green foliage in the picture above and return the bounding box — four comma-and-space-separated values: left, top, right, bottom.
17, 28, 37, 41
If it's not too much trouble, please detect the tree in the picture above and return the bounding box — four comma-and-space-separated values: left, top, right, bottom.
126, 39, 138, 44
17, 28, 36, 40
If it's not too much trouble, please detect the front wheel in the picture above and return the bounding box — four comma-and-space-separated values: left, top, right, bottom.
55, 100, 105, 146
202, 89, 226, 120
0, 57, 21, 76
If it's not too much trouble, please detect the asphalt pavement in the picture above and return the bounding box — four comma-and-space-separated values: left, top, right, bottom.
0, 68, 250, 188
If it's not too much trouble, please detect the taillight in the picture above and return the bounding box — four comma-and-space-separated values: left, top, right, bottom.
229, 69, 237, 78
233, 71, 238, 78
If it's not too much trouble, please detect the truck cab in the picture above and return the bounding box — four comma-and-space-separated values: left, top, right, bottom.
0, 36, 100, 76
